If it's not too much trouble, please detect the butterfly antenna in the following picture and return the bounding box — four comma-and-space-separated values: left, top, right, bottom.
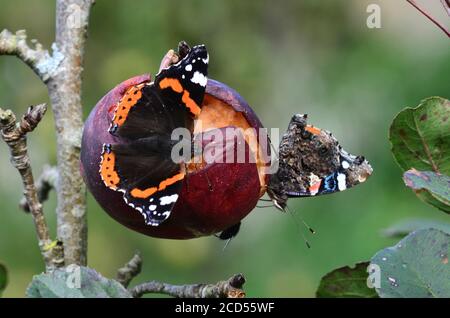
286, 205, 315, 234
288, 210, 311, 249
268, 136, 279, 160
285, 206, 314, 248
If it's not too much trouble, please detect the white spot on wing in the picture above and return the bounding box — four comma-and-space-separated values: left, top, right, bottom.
191, 71, 207, 87
159, 194, 179, 205
337, 173, 347, 191
185, 64, 192, 71
202, 53, 209, 64
149, 205, 157, 211
342, 160, 350, 169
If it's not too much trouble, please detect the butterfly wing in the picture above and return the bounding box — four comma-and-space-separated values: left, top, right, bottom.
155, 44, 208, 117
109, 83, 189, 139
100, 44, 209, 226
268, 114, 372, 208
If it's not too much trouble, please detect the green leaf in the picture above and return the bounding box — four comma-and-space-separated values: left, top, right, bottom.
382, 218, 450, 238
403, 169, 450, 213
371, 228, 450, 298
26, 266, 132, 298
316, 262, 378, 298
390, 96, 450, 174
389, 97, 450, 213
0, 263, 7, 297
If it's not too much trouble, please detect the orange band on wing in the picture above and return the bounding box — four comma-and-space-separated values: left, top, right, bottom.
158, 172, 185, 190
130, 187, 158, 199
111, 84, 144, 127
159, 78, 183, 93
305, 125, 321, 135
182, 90, 201, 116
130, 172, 185, 199
100, 151, 120, 189
159, 78, 201, 117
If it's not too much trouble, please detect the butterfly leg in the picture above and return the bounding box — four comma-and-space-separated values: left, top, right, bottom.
204, 171, 213, 192
184, 162, 190, 192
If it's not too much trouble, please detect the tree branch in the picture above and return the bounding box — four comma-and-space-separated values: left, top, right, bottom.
0, 104, 64, 271
0, 29, 63, 82
116, 252, 142, 288
129, 274, 246, 298
406, 0, 450, 38
19, 165, 58, 213
46, 0, 94, 266
1, 0, 94, 267
441, 0, 450, 17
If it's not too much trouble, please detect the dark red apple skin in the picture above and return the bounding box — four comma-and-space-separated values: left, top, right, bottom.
81, 75, 266, 239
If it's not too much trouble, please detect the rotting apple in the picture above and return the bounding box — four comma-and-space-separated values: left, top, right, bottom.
81, 74, 270, 239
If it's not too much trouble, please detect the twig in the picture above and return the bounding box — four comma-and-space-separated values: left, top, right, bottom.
129, 274, 246, 298
0, 104, 64, 271
441, 0, 450, 17
116, 252, 142, 288
19, 165, 58, 212
0, 30, 59, 82
406, 0, 450, 38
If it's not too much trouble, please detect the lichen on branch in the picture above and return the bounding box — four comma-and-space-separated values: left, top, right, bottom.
116, 252, 142, 288
0, 29, 62, 82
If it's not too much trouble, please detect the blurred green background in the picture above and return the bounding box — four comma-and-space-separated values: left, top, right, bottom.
0, 0, 449, 297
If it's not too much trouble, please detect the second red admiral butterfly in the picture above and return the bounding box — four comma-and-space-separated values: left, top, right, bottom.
267, 114, 373, 210
217, 114, 372, 244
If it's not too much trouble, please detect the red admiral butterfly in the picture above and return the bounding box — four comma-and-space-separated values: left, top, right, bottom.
218, 115, 372, 244
267, 114, 373, 210
99, 42, 208, 226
